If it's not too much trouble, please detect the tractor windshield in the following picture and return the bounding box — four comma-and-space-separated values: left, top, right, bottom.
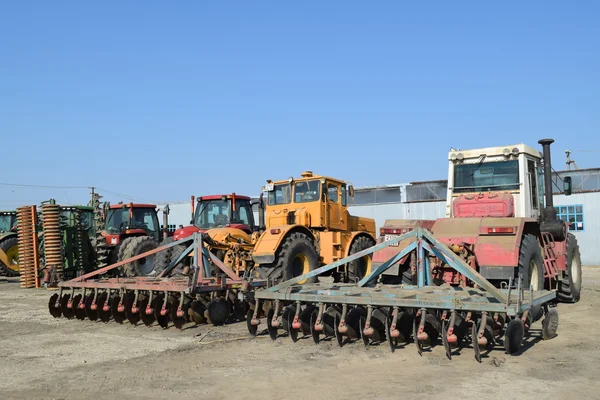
267, 184, 291, 205
0, 215, 15, 232
105, 208, 158, 234
294, 180, 321, 203
453, 160, 520, 193
194, 199, 254, 229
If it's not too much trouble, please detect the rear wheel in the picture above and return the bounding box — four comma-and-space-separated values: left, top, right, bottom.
558, 233, 582, 303
265, 232, 319, 284
153, 237, 174, 276
347, 236, 376, 283
518, 234, 544, 320
0, 236, 19, 277
119, 236, 159, 277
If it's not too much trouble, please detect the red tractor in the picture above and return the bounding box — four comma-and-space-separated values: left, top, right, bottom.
373, 139, 581, 308
157, 194, 262, 274
96, 203, 162, 277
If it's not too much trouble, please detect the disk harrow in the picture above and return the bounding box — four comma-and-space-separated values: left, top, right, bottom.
249, 229, 559, 362
49, 233, 265, 329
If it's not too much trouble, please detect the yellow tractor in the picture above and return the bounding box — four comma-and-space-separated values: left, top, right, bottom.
253, 171, 376, 283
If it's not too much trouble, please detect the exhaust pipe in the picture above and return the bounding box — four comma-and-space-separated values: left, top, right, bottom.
538, 138, 565, 240
258, 193, 265, 231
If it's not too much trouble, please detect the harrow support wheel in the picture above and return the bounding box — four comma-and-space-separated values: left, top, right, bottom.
60, 294, 74, 319
111, 294, 127, 324
98, 292, 111, 323
48, 293, 62, 318
542, 308, 559, 340
504, 318, 524, 355
72, 294, 86, 320
207, 297, 230, 326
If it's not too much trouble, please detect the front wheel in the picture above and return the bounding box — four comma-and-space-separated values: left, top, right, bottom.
119, 236, 159, 277
268, 232, 319, 284
0, 236, 19, 277
347, 236, 376, 283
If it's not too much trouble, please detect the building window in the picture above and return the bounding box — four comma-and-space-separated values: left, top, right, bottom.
555, 205, 584, 231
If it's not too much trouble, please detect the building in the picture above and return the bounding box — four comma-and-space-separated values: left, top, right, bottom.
157, 168, 600, 266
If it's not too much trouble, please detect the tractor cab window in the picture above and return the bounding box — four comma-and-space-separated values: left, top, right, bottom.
341, 185, 347, 206
104, 209, 128, 233
453, 160, 520, 193
232, 202, 254, 229
527, 159, 539, 209
195, 200, 231, 229
132, 208, 158, 233
294, 180, 320, 203
327, 184, 339, 203
267, 184, 291, 205
0, 215, 13, 232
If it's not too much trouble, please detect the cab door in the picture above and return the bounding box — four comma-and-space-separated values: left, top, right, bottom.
327, 183, 342, 230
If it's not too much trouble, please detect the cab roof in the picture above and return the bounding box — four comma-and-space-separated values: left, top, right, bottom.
270, 171, 346, 186
199, 194, 252, 201
109, 203, 156, 210
448, 143, 541, 161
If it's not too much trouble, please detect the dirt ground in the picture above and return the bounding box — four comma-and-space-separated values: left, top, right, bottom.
1, 268, 600, 400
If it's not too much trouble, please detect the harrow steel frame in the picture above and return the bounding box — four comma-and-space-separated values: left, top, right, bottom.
50, 233, 266, 328
252, 228, 559, 361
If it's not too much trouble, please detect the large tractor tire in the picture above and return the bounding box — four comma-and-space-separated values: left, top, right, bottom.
347, 236, 376, 283
264, 232, 319, 284
0, 236, 20, 277
153, 236, 174, 275
557, 233, 582, 303
517, 234, 545, 320
118, 236, 159, 277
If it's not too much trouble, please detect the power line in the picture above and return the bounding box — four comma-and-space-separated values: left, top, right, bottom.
0, 182, 89, 189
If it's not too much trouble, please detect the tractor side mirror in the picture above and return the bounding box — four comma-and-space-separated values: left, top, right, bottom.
563, 176, 572, 196
348, 185, 355, 197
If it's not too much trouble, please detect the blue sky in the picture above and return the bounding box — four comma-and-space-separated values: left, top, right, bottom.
1, 1, 598, 207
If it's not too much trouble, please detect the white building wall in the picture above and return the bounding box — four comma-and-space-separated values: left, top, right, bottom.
553, 192, 600, 266
348, 201, 446, 233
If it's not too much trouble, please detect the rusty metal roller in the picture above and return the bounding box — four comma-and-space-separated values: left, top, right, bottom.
16, 206, 38, 288
42, 204, 63, 279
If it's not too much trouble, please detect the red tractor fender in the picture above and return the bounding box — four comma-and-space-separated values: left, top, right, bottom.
173, 225, 204, 241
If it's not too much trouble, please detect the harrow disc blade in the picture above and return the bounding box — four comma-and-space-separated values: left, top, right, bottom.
413, 317, 423, 356
72, 294, 86, 320
323, 305, 341, 337
246, 308, 258, 337
334, 314, 345, 347
189, 300, 207, 325
48, 294, 62, 318
442, 319, 452, 360
170, 297, 191, 330
344, 307, 365, 340
60, 294, 74, 319
125, 292, 141, 326
370, 308, 388, 343
281, 305, 297, 342
97, 292, 111, 323
385, 312, 399, 353
139, 296, 155, 326
84, 292, 99, 321
207, 297, 229, 326
154, 295, 170, 328
111, 295, 127, 324
299, 305, 316, 336
310, 311, 320, 344
267, 308, 278, 340
472, 322, 481, 363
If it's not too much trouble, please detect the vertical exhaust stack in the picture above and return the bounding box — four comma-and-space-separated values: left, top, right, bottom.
538, 138, 565, 240
258, 193, 265, 231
